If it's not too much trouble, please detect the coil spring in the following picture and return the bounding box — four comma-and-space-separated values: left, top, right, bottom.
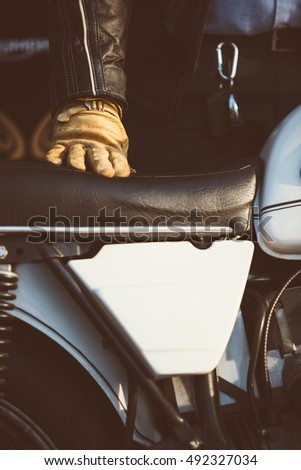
0, 269, 18, 399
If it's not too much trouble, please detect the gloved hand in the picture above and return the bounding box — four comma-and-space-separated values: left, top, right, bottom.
46, 99, 131, 177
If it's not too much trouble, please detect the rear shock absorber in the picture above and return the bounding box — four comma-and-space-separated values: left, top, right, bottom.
0, 266, 18, 399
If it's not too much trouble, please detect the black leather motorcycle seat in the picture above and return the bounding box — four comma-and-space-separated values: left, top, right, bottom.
0, 161, 256, 236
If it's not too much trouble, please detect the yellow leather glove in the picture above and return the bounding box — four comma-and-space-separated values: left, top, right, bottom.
46, 99, 131, 177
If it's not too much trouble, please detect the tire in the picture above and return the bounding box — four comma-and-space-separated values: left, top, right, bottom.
0, 400, 56, 449
3, 318, 123, 449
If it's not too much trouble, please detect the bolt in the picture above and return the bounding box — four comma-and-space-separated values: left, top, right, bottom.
0, 247, 8, 260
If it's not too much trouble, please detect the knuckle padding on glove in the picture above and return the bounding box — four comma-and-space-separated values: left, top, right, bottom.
46, 100, 130, 177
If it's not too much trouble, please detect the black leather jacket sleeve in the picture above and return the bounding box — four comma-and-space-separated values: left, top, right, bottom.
49, 0, 130, 114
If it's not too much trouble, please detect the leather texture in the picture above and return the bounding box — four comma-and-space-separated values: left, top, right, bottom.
126, 0, 212, 115
49, 0, 212, 116
0, 161, 256, 235
49, 0, 130, 112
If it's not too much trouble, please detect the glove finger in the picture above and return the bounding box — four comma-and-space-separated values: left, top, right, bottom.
87, 147, 115, 178
45, 144, 65, 166
67, 144, 86, 171
109, 150, 131, 177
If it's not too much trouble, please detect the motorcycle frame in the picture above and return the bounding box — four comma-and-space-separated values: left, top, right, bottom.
1, 226, 253, 449
2, 231, 221, 449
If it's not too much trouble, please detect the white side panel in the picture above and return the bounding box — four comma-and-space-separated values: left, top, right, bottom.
256, 105, 301, 259
70, 240, 254, 376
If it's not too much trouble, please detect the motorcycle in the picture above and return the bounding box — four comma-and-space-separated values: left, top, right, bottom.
0, 103, 301, 450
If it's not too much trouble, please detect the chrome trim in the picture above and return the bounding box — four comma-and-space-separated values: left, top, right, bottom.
0, 225, 233, 235
260, 200, 301, 216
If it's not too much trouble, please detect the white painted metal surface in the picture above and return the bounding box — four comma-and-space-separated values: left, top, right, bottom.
70, 240, 254, 376
256, 105, 301, 259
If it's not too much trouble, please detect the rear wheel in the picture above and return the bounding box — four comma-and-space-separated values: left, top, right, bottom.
0, 400, 56, 449
2, 318, 123, 449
